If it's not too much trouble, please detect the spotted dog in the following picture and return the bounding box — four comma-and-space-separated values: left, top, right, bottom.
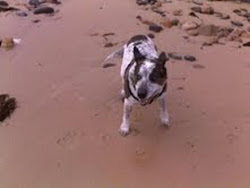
106, 35, 170, 136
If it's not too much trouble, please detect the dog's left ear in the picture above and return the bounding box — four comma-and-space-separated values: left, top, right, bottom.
158, 52, 168, 66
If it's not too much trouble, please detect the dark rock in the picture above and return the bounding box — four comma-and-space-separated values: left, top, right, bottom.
243, 41, 250, 47
29, 0, 40, 7
233, 9, 243, 16
46, 0, 61, 5
0, 6, 18, 12
168, 52, 182, 60
191, 6, 202, 13
231, 20, 244, 27
0, 1, 8, 7
136, 0, 149, 5
34, 7, 54, 14
189, 12, 199, 18
201, 6, 214, 14
147, 33, 155, 38
184, 55, 196, 62
32, 19, 40, 23
16, 11, 28, 17
149, 24, 163, 32
192, 0, 203, 5
102, 63, 116, 68
104, 42, 114, 48
0, 94, 17, 122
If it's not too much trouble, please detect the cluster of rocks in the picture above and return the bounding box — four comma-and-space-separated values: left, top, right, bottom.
233, 8, 250, 22
0, 0, 61, 19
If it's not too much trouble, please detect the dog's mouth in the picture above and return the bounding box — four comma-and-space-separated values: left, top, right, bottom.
139, 98, 153, 106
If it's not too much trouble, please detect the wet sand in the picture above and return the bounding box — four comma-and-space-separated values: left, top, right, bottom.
1, 0, 250, 187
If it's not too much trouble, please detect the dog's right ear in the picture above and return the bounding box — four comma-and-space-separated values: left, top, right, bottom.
133, 46, 145, 62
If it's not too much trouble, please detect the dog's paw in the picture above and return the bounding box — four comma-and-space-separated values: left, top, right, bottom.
161, 117, 170, 127
119, 126, 130, 136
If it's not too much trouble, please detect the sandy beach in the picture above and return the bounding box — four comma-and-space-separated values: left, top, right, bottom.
1, 0, 250, 187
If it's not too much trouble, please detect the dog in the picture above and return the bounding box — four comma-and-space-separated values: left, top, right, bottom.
106, 35, 170, 136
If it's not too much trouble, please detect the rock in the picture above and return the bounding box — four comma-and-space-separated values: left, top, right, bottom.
104, 42, 118, 48
192, 0, 203, 5
45, 0, 61, 4
182, 22, 199, 31
191, 6, 202, 13
0, 94, 17, 122
201, 6, 214, 14
221, 14, 230, 20
136, 0, 148, 5
173, 9, 182, 16
198, 24, 219, 36
217, 27, 233, 38
1, 38, 14, 50
29, 0, 40, 7
0, 1, 8, 7
184, 55, 196, 61
161, 19, 172, 28
149, 24, 163, 32
34, 7, 54, 14
16, 11, 28, 17
0, 5, 18, 12
243, 41, 250, 47
102, 63, 116, 68
147, 33, 155, 38
187, 29, 199, 36
231, 20, 244, 27
233, 9, 243, 16
168, 52, 182, 60
193, 64, 205, 69
189, 12, 199, 18
171, 19, 179, 26
32, 19, 40, 23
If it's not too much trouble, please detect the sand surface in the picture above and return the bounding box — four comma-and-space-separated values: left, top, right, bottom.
1, 0, 250, 187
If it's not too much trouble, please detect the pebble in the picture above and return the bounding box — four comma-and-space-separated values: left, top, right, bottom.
192, 0, 203, 5
168, 52, 182, 60
34, 7, 55, 14
191, 6, 202, 13
231, 20, 244, 27
243, 41, 250, 47
201, 6, 214, 14
102, 63, 116, 68
16, 11, 28, 17
0, 1, 8, 7
182, 22, 199, 31
184, 55, 196, 62
147, 33, 155, 38
149, 24, 163, 32
1, 38, 14, 50
32, 19, 40, 23
29, 0, 40, 7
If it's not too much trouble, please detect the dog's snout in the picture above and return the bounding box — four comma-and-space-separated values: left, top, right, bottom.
138, 89, 147, 99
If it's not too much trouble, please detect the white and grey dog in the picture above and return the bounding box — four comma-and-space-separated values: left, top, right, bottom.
106, 35, 170, 136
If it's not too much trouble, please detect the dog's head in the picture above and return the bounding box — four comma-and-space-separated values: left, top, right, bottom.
130, 46, 168, 105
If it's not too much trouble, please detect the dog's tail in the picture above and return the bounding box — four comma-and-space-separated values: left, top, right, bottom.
105, 47, 124, 62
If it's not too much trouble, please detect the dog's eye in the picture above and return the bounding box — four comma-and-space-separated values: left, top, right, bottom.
137, 75, 142, 80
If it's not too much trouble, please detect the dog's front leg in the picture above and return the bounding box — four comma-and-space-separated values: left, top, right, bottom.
158, 93, 170, 126
120, 98, 133, 136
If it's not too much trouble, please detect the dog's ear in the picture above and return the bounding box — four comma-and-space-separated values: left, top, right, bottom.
158, 52, 168, 66
133, 46, 145, 62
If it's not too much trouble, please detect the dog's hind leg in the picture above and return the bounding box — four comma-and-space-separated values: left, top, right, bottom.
158, 93, 170, 127
119, 98, 133, 136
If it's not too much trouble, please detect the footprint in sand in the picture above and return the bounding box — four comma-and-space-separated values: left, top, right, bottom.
56, 130, 83, 148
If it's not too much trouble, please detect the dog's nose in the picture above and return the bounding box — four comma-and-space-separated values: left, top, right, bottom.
138, 90, 147, 99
